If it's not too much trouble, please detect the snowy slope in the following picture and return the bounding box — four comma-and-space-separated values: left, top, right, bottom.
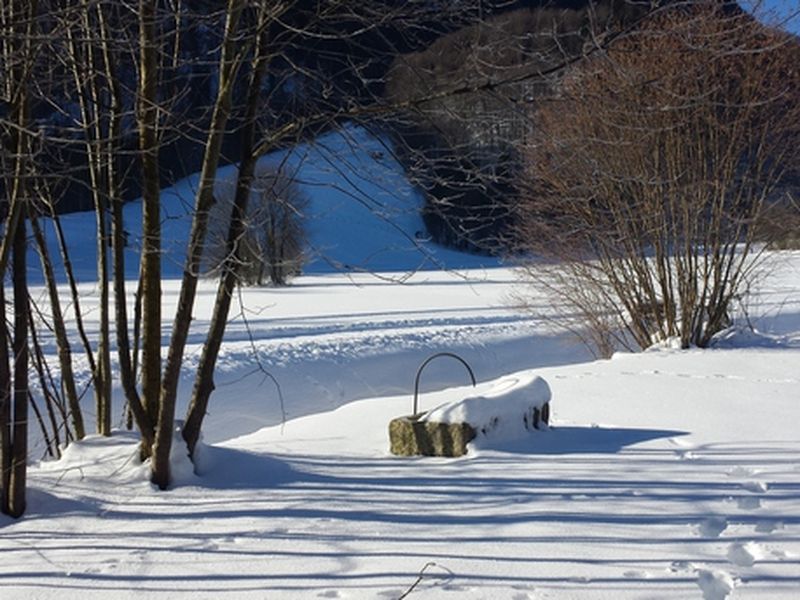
28, 126, 496, 284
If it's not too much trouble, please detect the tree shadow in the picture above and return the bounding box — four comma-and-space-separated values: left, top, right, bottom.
478, 426, 689, 455
193, 444, 306, 490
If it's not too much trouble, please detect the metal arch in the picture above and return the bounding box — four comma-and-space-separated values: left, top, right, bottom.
413, 352, 477, 415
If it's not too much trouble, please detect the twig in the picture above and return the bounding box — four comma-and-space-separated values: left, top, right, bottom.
397, 562, 438, 600
236, 285, 288, 427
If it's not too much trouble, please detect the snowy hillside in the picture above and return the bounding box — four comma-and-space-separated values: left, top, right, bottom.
29, 126, 496, 284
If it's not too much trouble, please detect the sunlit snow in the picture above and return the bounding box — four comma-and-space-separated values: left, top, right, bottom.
4, 128, 800, 599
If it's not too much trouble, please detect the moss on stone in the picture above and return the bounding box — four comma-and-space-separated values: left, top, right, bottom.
389, 413, 476, 457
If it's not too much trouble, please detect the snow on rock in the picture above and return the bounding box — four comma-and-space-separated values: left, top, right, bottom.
422, 373, 551, 444
697, 569, 738, 600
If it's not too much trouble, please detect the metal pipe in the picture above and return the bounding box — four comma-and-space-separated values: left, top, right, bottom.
413, 352, 476, 415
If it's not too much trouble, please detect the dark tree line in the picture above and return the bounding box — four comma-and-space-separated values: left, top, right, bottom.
383, 0, 657, 254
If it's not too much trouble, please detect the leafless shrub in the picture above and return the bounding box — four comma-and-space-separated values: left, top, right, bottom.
205, 166, 308, 287
758, 194, 800, 250
515, 1, 800, 354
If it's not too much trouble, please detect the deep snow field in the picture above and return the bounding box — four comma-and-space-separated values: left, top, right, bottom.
2, 129, 799, 599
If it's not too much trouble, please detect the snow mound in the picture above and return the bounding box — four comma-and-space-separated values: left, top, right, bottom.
697, 568, 738, 600
30, 125, 497, 283
697, 516, 728, 537
167, 421, 200, 487
422, 374, 551, 443
711, 326, 789, 348
40, 432, 148, 484
727, 541, 764, 567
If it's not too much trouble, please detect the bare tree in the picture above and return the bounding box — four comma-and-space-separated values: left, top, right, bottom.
0, 0, 38, 517
205, 166, 309, 286
515, 1, 800, 353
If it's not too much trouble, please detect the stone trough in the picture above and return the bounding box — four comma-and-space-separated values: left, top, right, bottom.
389, 414, 476, 457
389, 373, 552, 457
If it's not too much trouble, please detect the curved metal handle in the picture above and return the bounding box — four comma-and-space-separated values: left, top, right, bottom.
413, 352, 476, 415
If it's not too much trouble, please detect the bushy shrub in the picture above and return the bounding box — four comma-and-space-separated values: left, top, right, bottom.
515, 3, 800, 353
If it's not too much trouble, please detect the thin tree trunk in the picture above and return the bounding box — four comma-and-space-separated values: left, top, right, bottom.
29, 213, 86, 440
66, 3, 112, 435
0, 284, 12, 512
152, 0, 246, 489
137, 0, 162, 454
96, 0, 147, 438
184, 18, 270, 457
9, 206, 29, 518
1, 0, 36, 518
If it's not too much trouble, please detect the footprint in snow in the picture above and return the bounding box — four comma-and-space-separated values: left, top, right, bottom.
669, 438, 697, 459
697, 516, 728, 538
728, 466, 757, 477
669, 560, 697, 573
727, 541, 764, 567
441, 584, 470, 592
623, 569, 651, 579
741, 480, 769, 493
669, 437, 693, 448
755, 520, 783, 534
697, 569, 738, 600
735, 495, 762, 510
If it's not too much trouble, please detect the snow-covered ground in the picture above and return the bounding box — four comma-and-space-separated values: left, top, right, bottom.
28, 126, 494, 284
5, 255, 800, 600
4, 128, 800, 599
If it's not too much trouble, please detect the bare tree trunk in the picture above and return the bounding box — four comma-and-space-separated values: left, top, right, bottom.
152, 0, 245, 489
96, 0, 142, 434
49, 209, 98, 375
184, 13, 270, 457
8, 200, 29, 518
0, 0, 36, 519
0, 284, 12, 512
137, 0, 162, 455
29, 213, 86, 440
65, 1, 114, 435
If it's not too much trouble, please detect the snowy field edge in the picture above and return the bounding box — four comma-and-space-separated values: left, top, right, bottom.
2, 257, 799, 599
